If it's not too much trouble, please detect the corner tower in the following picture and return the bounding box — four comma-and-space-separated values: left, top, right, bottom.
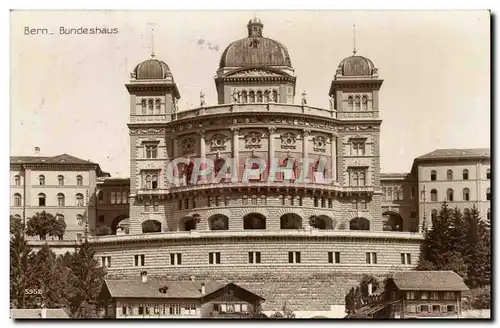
329, 53, 383, 119
125, 54, 181, 234
215, 17, 297, 104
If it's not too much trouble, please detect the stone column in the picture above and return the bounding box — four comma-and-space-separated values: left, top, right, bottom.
231, 128, 239, 182
331, 133, 338, 183
268, 127, 276, 178
199, 130, 206, 183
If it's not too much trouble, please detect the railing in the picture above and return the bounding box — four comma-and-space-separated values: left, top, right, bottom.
136, 182, 374, 195
173, 103, 337, 121
89, 229, 424, 244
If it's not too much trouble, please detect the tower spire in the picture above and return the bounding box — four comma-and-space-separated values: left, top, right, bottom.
353, 24, 357, 55
151, 28, 155, 58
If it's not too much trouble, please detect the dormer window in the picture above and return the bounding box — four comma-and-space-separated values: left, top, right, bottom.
159, 286, 168, 294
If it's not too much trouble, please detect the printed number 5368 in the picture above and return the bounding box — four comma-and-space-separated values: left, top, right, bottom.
24, 289, 42, 295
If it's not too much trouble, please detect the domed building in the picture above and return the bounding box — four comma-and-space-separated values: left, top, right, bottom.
90, 18, 423, 318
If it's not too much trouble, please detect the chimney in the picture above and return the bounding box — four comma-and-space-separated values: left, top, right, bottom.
34, 147, 41, 156
367, 283, 373, 296
141, 271, 148, 283
40, 304, 47, 319
201, 283, 205, 295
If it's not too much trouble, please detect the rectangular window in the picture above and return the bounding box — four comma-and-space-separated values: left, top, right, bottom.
192, 198, 197, 208
98, 215, 104, 223
313, 197, 318, 207
178, 199, 183, 210
101, 256, 111, 268
420, 305, 429, 312
185, 198, 189, 209
430, 292, 439, 300
249, 252, 261, 264
153, 202, 159, 212
242, 196, 248, 205
169, 304, 181, 315
122, 306, 127, 315
328, 199, 333, 208
432, 305, 441, 312
134, 254, 145, 266
144, 201, 150, 212
145, 145, 158, 159
328, 251, 340, 264
401, 253, 411, 265
447, 305, 455, 312
421, 292, 428, 300
366, 252, 377, 264
170, 253, 182, 265
406, 291, 415, 300
209, 252, 221, 264
288, 251, 301, 263
76, 233, 82, 241
321, 198, 326, 208
138, 306, 144, 315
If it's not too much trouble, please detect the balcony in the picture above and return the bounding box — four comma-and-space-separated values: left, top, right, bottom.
136, 182, 374, 196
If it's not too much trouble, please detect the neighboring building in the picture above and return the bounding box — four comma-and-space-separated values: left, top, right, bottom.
95, 177, 130, 236
10, 308, 70, 319
349, 271, 470, 319
10, 150, 106, 240
97, 273, 265, 319
411, 148, 491, 229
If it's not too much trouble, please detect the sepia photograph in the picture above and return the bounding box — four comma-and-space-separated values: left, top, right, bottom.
8, 9, 491, 320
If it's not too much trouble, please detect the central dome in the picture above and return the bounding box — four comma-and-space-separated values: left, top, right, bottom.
219, 18, 292, 68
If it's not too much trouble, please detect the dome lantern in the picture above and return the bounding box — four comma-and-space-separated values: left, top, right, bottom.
247, 16, 264, 37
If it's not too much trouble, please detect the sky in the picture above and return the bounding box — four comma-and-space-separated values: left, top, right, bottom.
10, 10, 490, 177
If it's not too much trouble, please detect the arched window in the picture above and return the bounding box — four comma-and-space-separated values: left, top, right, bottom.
209, 215, 229, 230
463, 169, 469, 180
76, 193, 84, 207
431, 209, 438, 220
359, 172, 366, 186
430, 170, 437, 181
116, 191, 122, 204
141, 99, 147, 114
75, 175, 83, 186
392, 188, 398, 200
148, 99, 154, 114
122, 192, 127, 204
256, 90, 263, 102
447, 169, 453, 181
110, 192, 116, 204
58, 175, 64, 186
14, 175, 20, 186
243, 213, 266, 229
431, 189, 438, 202
349, 217, 370, 231
76, 214, 84, 226
39, 175, 45, 185
486, 188, 491, 201
351, 172, 358, 186
387, 187, 393, 200
382, 187, 387, 200
347, 96, 353, 110
398, 187, 404, 200
38, 193, 46, 206
241, 91, 248, 103
487, 168, 491, 179
354, 96, 361, 111
280, 214, 302, 229
13, 193, 22, 207
447, 188, 454, 202
57, 193, 65, 206
361, 95, 368, 110
264, 90, 270, 103
273, 90, 278, 103
155, 99, 161, 114
463, 188, 470, 201
249, 91, 255, 103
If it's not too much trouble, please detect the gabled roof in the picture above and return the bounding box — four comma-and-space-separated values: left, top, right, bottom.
10, 308, 70, 319
101, 279, 223, 299
10, 153, 98, 165
415, 148, 490, 161
391, 271, 469, 291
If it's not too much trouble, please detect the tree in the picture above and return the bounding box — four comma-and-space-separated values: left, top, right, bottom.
26, 211, 65, 240
10, 215, 23, 235
470, 286, 490, 309
10, 231, 32, 308
270, 301, 295, 319
24, 244, 69, 309
345, 275, 380, 315
417, 203, 491, 289
68, 240, 105, 318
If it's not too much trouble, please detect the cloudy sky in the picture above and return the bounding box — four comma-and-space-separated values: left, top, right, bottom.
10, 10, 490, 176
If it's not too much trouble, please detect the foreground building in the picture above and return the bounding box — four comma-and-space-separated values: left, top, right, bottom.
11, 18, 490, 318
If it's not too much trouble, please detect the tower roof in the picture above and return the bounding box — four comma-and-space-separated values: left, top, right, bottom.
337, 55, 376, 76
219, 18, 292, 68
133, 57, 172, 80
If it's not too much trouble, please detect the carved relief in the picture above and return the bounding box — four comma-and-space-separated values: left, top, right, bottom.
129, 128, 166, 135
210, 134, 229, 151
227, 68, 283, 77
179, 137, 195, 154
244, 132, 262, 149
280, 132, 297, 150
313, 136, 327, 152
